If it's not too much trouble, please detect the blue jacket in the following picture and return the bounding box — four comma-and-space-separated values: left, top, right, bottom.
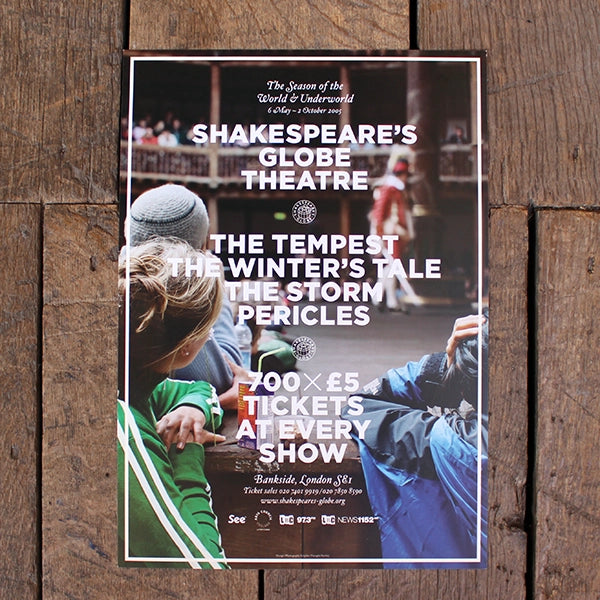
342, 353, 487, 568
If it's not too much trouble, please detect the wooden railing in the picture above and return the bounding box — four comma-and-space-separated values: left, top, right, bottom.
439, 143, 489, 183
120, 142, 487, 186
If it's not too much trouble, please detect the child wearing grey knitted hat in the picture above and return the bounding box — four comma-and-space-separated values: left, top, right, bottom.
128, 184, 243, 401
129, 184, 210, 249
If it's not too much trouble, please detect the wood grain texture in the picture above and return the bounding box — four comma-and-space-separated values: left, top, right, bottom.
129, 0, 409, 49
0, 1, 123, 203
419, 0, 600, 209
486, 206, 529, 598
0, 205, 41, 598
42, 204, 119, 597
535, 211, 600, 599
5, 0, 593, 596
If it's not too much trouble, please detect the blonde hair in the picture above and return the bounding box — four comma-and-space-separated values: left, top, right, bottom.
119, 238, 223, 371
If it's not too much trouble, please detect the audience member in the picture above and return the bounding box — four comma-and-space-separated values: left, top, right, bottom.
128, 184, 244, 408
118, 238, 228, 568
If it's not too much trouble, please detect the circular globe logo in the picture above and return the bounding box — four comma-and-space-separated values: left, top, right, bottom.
291, 336, 317, 361
292, 200, 317, 225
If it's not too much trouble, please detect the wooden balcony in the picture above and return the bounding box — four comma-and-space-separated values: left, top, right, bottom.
120, 142, 487, 188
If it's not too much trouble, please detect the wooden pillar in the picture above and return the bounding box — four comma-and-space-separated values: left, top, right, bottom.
406, 60, 442, 264
209, 63, 221, 184
470, 60, 480, 179
339, 64, 351, 268
339, 64, 351, 129
207, 194, 219, 246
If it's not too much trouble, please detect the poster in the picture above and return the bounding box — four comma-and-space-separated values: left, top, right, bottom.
118, 51, 488, 569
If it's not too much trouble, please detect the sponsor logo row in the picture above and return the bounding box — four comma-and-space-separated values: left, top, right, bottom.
228, 512, 377, 529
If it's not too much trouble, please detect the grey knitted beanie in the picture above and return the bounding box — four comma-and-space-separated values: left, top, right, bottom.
129, 184, 209, 249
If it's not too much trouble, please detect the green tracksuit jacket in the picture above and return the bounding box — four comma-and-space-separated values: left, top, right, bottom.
118, 378, 228, 568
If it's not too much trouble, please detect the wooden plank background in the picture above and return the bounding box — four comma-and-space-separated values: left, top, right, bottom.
1, 1, 598, 598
